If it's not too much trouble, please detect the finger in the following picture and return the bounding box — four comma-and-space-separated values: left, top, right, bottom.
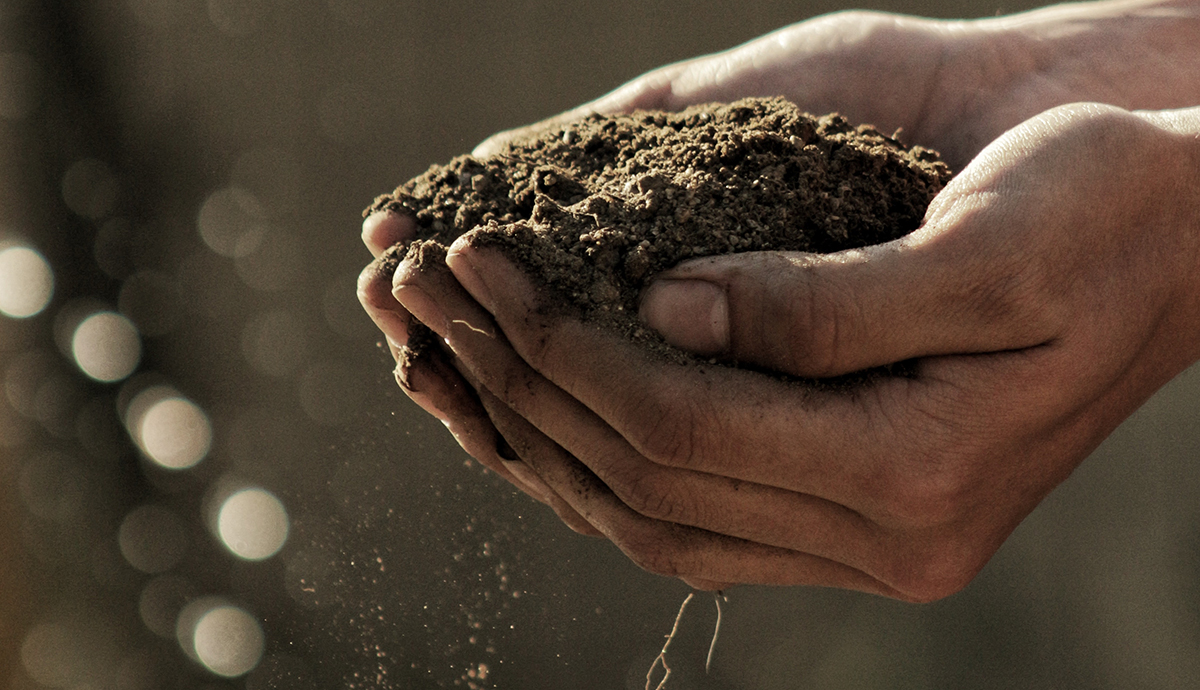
473, 381, 903, 595
429, 240, 1013, 597
637, 192, 1061, 378
362, 211, 416, 258
452, 358, 603, 537
357, 243, 414, 350
443, 239, 898, 504
397, 342, 554, 506
392, 247, 603, 536
500, 456, 603, 537
397, 243, 911, 584
370, 242, 557, 507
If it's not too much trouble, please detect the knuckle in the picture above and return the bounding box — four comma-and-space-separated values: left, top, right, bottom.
885, 539, 988, 603
623, 391, 707, 470
876, 458, 972, 530
872, 412, 982, 530
780, 270, 855, 376
965, 256, 1060, 342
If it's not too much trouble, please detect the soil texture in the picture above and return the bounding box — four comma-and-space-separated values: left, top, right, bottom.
367, 97, 952, 367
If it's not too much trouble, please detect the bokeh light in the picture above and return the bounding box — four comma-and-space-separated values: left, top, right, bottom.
126, 386, 212, 470
21, 622, 79, 688
217, 487, 289, 560
197, 186, 266, 257
139, 575, 197, 639
139, 398, 212, 470
118, 504, 189, 573
71, 311, 141, 382
175, 596, 222, 663
61, 158, 120, 220
20, 615, 121, 689
180, 602, 265, 677
0, 245, 54, 318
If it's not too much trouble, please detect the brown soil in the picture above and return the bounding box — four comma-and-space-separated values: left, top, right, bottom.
367, 97, 951, 368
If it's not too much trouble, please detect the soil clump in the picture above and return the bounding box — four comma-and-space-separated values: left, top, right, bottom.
367, 97, 952, 367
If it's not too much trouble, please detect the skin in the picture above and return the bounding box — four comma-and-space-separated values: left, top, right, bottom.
359, 0, 1200, 601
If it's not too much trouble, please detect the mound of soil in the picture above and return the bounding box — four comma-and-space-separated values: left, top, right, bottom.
366, 96, 951, 365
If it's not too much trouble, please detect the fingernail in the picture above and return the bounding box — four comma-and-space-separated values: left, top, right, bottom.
385, 335, 403, 361
446, 238, 496, 312
639, 279, 729, 356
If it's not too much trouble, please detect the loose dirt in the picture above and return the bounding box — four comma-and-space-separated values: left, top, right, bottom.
366, 96, 951, 367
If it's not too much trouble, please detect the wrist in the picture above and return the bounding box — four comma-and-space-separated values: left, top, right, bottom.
1147, 106, 1200, 355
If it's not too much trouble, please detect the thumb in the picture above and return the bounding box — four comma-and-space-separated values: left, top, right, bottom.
638, 229, 1055, 378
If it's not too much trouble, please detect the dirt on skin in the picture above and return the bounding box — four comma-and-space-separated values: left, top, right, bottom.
366, 96, 952, 368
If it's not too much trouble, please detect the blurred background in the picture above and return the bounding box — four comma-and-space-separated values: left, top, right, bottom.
1, 0, 1198, 688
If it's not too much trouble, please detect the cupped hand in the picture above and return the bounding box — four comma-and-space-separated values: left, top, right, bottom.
474, 1, 1200, 169
358, 211, 599, 523
360, 1, 1200, 596
363, 0, 1200, 435
392, 103, 1200, 600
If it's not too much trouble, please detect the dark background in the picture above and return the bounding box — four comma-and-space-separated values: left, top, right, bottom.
1, 0, 1199, 688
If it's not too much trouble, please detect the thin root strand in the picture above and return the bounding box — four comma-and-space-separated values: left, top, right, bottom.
646, 592, 695, 690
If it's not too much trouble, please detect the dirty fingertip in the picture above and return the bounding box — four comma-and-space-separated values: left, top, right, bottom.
362, 211, 415, 257
445, 240, 498, 312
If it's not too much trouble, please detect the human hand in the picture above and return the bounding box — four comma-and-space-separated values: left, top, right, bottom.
362, 0, 1200, 421
358, 213, 605, 536
474, 0, 1200, 169
389, 102, 1200, 600
359, 0, 1200, 595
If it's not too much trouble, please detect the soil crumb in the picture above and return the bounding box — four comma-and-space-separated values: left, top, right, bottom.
366, 96, 951, 366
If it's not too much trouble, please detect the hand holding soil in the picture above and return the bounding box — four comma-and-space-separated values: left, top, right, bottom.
474, 0, 1200, 171
359, 1, 1200, 599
